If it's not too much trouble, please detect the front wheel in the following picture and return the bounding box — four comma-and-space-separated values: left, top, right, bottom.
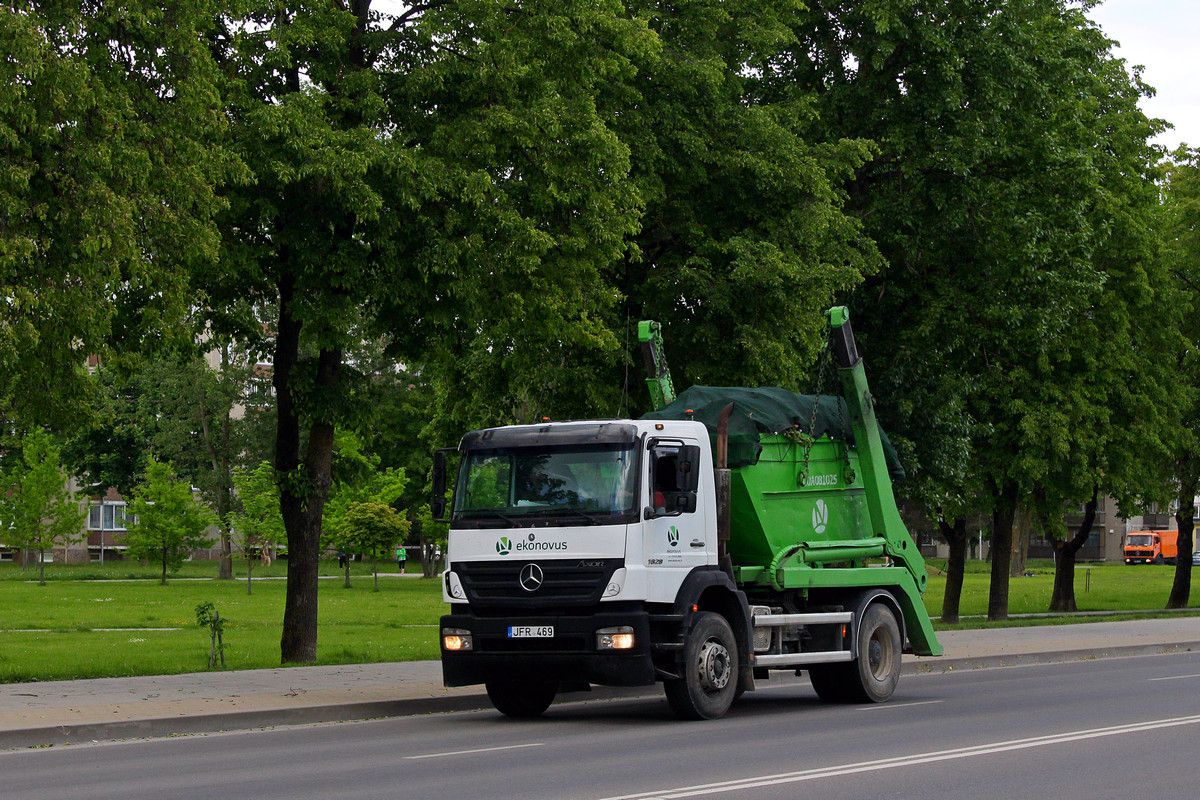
485, 681, 557, 718
664, 611, 739, 720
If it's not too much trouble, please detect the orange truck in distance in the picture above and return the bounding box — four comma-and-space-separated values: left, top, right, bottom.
1124, 530, 1179, 564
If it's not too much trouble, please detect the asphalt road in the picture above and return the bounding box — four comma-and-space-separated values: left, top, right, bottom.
4, 652, 1199, 800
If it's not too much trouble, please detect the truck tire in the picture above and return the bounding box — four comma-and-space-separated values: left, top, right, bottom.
1152, 555, 1163, 565
485, 681, 557, 718
809, 603, 901, 704
664, 612, 739, 720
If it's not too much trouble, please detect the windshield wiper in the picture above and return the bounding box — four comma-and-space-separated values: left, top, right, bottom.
461, 510, 524, 526
554, 508, 606, 526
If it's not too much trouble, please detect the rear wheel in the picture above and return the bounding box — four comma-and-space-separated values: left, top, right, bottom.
485, 681, 557, 718
810, 603, 901, 704
664, 612, 739, 720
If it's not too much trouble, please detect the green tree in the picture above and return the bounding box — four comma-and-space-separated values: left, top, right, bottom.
322, 430, 408, 588
0, 1, 231, 434
231, 461, 287, 595
337, 501, 410, 592
611, 0, 882, 394
64, 331, 266, 580
423, 0, 885, 440
1160, 148, 1200, 609
142, 339, 263, 580
126, 458, 216, 585
201, 1, 653, 663
782, 0, 1170, 619
0, 428, 85, 584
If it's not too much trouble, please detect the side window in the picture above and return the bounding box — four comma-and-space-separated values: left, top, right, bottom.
650, 449, 688, 515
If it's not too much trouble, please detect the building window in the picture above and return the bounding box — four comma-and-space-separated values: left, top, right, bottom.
88, 503, 130, 531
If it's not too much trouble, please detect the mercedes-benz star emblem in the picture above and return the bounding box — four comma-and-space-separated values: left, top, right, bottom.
519, 563, 544, 593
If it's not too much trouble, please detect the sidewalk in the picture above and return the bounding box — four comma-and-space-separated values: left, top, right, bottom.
2, 617, 1198, 749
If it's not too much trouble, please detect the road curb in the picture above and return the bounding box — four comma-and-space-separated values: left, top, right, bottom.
4, 642, 1198, 751
903, 640, 1200, 674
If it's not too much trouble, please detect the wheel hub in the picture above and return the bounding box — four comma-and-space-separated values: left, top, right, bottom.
698, 640, 731, 692
867, 634, 890, 679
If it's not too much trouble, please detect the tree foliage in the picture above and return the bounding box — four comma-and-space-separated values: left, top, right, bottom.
126, 458, 216, 585
337, 501, 410, 591
2, 0, 1192, 647
780, 0, 1171, 619
1160, 148, 1200, 609
612, 0, 882, 393
231, 460, 287, 594
199, 0, 656, 663
0, 1, 232, 433
0, 428, 85, 584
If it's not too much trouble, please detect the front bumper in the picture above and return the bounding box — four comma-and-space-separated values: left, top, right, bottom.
440, 609, 656, 688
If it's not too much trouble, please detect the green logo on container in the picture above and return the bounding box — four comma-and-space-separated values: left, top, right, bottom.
667, 526, 679, 547
812, 499, 828, 535
496, 537, 512, 555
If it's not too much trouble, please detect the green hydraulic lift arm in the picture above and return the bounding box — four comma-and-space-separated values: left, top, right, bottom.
827, 307, 942, 656
638, 320, 677, 411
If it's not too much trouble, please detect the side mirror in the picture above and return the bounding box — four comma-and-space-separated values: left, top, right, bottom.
675, 493, 698, 514
676, 445, 702, 493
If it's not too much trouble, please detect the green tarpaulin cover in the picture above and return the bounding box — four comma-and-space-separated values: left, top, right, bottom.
641, 385, 904, 479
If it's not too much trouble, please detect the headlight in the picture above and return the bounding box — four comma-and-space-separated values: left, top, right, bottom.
596, 626, 635, 650
442, 628, 473, 651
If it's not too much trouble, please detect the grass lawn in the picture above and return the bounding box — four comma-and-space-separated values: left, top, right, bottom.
0, 559, 447, 683
0, 557, 1196, 684
922, 558, 1199, 621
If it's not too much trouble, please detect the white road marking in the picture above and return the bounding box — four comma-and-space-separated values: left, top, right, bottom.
405, 742, 545, 760
1148, 673, 1200, 681
594, 714, 1200, 800
855, 699, 944, 711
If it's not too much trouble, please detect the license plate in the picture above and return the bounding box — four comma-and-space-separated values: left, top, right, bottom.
508, 626, 554, 638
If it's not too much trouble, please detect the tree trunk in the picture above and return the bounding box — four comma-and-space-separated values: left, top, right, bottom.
938, 516, 968, 624
217, 510, 234, 580
217, 358, 235, 580
987, 481, 1018, 621
1167, 469, 1198, 609
1010, 504, 1033, 578
1049, 489, 1097, 612
161, 550, 168, 585
38, 549, 46, 586
197, 357, 236, 581
275, 272, 344, 663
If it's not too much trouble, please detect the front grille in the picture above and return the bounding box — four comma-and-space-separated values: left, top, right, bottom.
456, 559, 622, 609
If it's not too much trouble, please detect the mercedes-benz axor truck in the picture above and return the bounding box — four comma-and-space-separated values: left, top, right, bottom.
432, 308, 942, 719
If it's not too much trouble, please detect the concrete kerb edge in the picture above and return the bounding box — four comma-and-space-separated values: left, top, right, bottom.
903, 640, 1200, 675
4, 642, 1197, 751
0, 685, 657, 752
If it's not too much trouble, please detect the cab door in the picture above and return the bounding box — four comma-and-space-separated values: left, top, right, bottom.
643, 439, 710, 600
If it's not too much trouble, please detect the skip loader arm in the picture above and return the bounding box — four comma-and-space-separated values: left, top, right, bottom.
638, 320, 677, 411
827, 307, 943, 657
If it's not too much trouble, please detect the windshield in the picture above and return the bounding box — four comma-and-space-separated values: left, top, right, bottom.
453, 444, 638, 526
1126, 535, 1154, 547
